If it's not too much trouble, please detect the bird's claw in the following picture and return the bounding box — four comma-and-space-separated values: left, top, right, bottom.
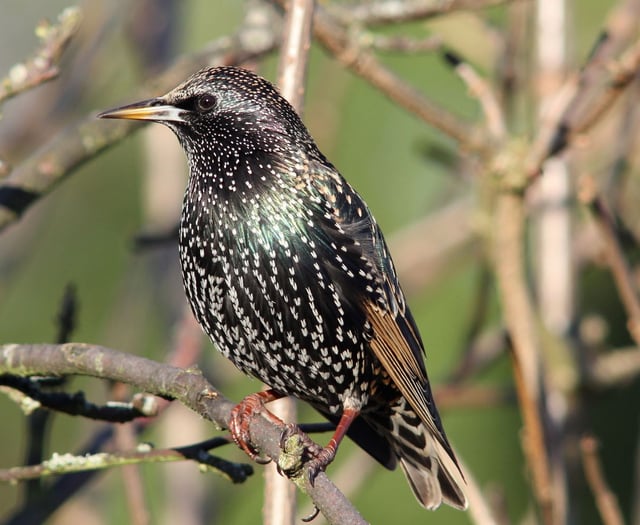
279, 423, 321, 455
276, 424, 335, 484
229, 394, 275, 465
304, 446, 337, 485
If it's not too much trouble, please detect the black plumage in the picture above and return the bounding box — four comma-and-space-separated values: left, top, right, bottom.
99, 66, 467, 510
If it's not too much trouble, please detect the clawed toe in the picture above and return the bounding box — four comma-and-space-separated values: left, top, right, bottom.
276, 424, 337, 483
228, 390, 285, 464
304, 446, 336, 485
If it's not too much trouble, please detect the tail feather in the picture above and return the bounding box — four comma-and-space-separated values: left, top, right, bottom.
398, 441, 467, 510
366, 397, 467, 510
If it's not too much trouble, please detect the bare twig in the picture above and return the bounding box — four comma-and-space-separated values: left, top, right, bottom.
493, 185, 553, 523
580, 436, 625, 525
270, 0, 489, 154
533, 3, 572, 523
588, 347, 640, 387
0, 374, 156, 421
443, 50, 507, 140
450, 327, 509, 384
0, 438, 250, 484
330, 0, 515, 26
363, 34, 442, 54
582, 186, 640, 346
115, 422, 150, 525
0, 343, 368, 525
277, 0, 314, 112
23, 283, 78, 502
456, 452, 501, 525
500, 0, 531, 122
527, 0, 640, 177
435, 384, 512, 408
0, 7, 81, 105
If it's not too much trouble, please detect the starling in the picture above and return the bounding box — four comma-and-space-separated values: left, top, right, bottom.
99, 66, 467, 510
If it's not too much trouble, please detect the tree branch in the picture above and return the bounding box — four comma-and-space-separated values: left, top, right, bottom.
492, 182, 554, 523
0, 343, 368, 525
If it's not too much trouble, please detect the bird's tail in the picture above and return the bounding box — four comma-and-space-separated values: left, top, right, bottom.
369, 397, 468, 510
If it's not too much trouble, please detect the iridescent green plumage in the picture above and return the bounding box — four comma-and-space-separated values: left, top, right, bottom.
99, 66, 467, 510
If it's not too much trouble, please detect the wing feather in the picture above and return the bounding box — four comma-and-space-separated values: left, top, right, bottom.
308, 161, 459, 463
364, 301, 452, 448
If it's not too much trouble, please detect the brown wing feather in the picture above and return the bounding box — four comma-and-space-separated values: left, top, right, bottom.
364, 301, 445, 444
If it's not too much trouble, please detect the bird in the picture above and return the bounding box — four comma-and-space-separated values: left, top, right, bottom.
99, 66, 467, 511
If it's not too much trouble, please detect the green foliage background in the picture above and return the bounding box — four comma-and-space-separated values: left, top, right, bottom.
0, 1, 637, 524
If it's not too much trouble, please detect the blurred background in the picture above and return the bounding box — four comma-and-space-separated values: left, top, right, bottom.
0, 1, 639, 524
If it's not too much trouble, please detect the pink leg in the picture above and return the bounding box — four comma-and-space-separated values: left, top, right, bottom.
304, 407, 360, 482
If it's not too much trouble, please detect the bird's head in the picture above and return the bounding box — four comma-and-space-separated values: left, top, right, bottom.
99, 66, 311, 156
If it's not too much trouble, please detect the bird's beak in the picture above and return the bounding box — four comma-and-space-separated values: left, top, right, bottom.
98, 98, 187, 123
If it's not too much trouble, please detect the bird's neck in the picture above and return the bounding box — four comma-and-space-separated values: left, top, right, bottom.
181, 145, 313, 243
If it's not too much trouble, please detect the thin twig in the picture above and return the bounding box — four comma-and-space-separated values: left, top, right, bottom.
499, 0, 531, 124
456, 452, 501, 525
443, 50, 507, 140
0, 7, 81, 105
389, 196, 477, 294
363, 34, 442, 54
588, 347, 640, 387
0, 439, 251, 484
533, 3, 572, 523
24, 283, 78, 502
0, 374, 156, 421
436, 384, 512, 408
526, 0, 640, 177
329, 0, 515, 26
582, 187, 640, 346
115, 422, 150, 525
580, 436, 625, 525
269, 0, 489, 154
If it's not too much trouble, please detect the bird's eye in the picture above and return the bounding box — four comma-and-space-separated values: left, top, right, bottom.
196, 94, 216, 112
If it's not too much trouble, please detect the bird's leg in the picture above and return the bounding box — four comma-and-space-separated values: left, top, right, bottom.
229, 389, 285, 464
280, 407, 360, 483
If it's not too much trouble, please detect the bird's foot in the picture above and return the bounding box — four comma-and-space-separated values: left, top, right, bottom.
279, 423, 323, 457
277, 424, 336, 484
229, 390, 284, 464
304, 445, 337, 484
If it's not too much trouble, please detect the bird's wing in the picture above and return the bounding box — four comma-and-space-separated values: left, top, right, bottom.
308, 163, 454, 454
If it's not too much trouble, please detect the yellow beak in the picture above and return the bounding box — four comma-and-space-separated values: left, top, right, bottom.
98, 98, 187, 123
